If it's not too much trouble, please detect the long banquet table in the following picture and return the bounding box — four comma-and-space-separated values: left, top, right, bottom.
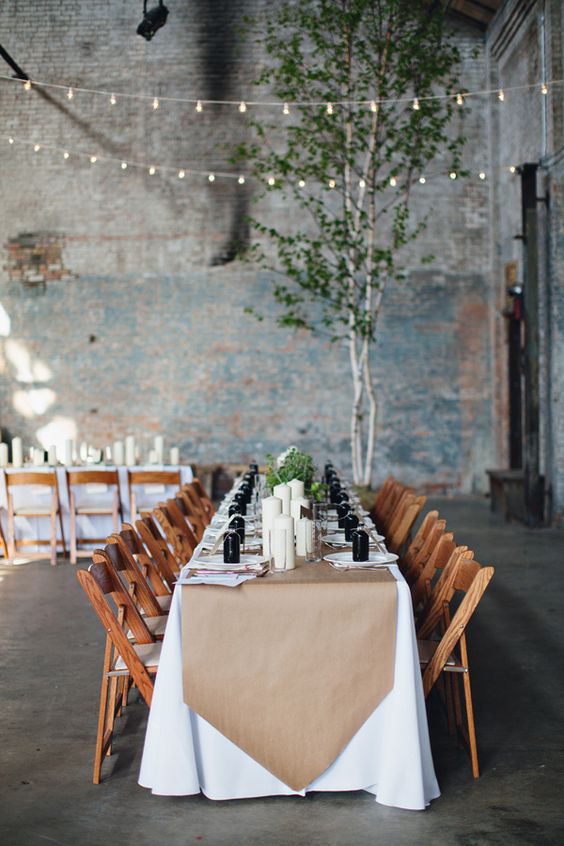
139, 489, 440, 810
0, 464, 193, 552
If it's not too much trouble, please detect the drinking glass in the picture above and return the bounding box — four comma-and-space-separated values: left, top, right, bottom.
269, 527, 288, 574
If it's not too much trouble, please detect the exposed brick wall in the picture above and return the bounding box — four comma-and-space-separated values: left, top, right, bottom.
0, 0, 546, 496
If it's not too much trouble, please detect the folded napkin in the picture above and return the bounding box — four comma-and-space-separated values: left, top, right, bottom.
179, 573, 257, 587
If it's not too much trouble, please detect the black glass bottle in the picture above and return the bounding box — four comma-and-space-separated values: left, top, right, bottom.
343, 512, 359, 541
352, 528, 369, 561
223, 530, 241, 564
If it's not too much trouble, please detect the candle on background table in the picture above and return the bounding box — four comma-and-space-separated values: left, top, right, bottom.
273, 483, 291, 515
11, 437, 23, 467
262, 495, 282, 557
288, 478, 305, 500
79, 441, 88, 462
272, 513, 295, 570
170, 446, 180, 465
48, 445, 57, 465
0, 443, 8, 467
125, 435, 136, 467
148, 449, 158, 464
154, 435, 164, 464
63, 439, 74, 466
33, 448, 45, 466
290, 496, 310, 526
296, 517, 313, 556
113, 440, 124, 466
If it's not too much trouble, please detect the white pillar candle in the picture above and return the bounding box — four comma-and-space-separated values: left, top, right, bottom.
11, 437, 23, 467
272, 513, 295, 570
148, 449, 158, 464
169, 446, 180, 465
262, 495, 283, 558
296, 517, 313, 556
290, 496, 310, 525
48, 445, 57, 466
125, 435, 136, 467
288, 478, 305, 500
33, 448, 45, 466
113, 440, 124, 466
154, 435, 164, 464
64, 439, 74, 466
79, 441, 88, 462
0, 443, 8, 467
273, 483, 291, 515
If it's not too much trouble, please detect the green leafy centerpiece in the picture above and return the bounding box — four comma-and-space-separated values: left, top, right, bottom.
265, 446, 326, 501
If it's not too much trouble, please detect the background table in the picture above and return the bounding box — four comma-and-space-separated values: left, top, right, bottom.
0, 464, 193, 554
139, 562, 440, 811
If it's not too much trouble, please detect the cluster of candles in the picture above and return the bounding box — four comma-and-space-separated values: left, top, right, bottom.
325, 462, 370, 561
0, 435, 181, 468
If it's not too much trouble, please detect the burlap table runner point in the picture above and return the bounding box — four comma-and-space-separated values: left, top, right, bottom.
181, 561, 397, 792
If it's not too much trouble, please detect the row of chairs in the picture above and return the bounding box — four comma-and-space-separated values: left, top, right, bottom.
369, 475, 495, 779
1, 468, 184, 565
77, 477, 215, 783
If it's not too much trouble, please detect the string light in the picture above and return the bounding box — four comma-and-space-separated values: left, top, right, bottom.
67, 87, 74, 100
178, 169, 185, 178
413, 98, 420, 110
8, 136, 14, 144
298, 179, 306, 187
90, 155, 97, 163
541, 82, 548, 95
456, 93, 464, 105
238, 175, 245, 184
419, 176, 426, 184
326, 102, 333, 115
283, 103, 290, 115
110, 93, 117, 105
63, 151, 69, 159
479, 171, 486, 180
208, 173, 215, 182
359, 178, 366, 188
449, 171, 457, 179
152, 97, 159, 110
389, 176, 397, 187
239, 101, 247, 113
268, 177, 275, 186
121, 161, 127, 170
33, 143, 40, 152
370, 100, 377, 113
196, 100, 203, 112
328, 179, 336, 188
149, 166, 156, 175
23, 79, 31, 91
509, 165, 516, 174
498, 89, 505, 101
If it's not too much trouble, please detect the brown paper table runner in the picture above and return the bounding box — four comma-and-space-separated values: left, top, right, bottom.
181, 560, 397, 791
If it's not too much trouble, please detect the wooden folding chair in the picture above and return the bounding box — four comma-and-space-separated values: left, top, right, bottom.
76, 560, 161, 784
151, 502, 198, 565
400, 510, 439, 576
190, 477, 216, 518
175, 490, 207, 541
135, 515, 179, 589
418, 558, 495, 778
116, 524, 172, 599
104, 536, 170, 616
66, 470, 123, 565
127, 469, 181, 522
387, 494, 426, 554
411, 533, 466, 611
403, 517, 447, 587
5, 470, 66, 565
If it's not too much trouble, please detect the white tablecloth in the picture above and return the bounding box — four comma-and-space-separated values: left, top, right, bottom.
139, 564, 440, 810
0, 465, 193, 552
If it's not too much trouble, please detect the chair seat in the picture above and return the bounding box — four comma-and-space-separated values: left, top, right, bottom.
14, 506, 55, 516
417, 638, 460, 669
156, 594, 172, 612
76, 506, 115, 515
115, 640, 162, 671
128, 615, 168, 640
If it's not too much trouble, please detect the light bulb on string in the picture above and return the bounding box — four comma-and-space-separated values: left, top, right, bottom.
67, 87, 74, 100
283, 103, 290, 115
239, 101, 247, 113
238, 175, 245, 185
413, 98, 420, 110
370, 100, 377, 113
23, 79, 31, 91
208, 173, 215, 182
479, 171, 486, 180
110, 93, 117, 105
153, 97, 159, 110
298, 179, 306, 188
63, 151, 69, 159
178, 169, 185, 179
196, 100, 203, 112
541, 83, 548, 95
449, 171, 457, 180
326, 102, 333, 115
8, 137, 14, 144
498, 89, 505, 102
419, 176, 426, 184
121, 162, 127, 170
33, 144, 41, 152
328, 179, 336, 188
268, 176, 275, 186
90, 155, 97, 163
149, 166, 156, 175
456, 93, 464, 105
359, 178, 366, 188
389, 176, 397, 187
509, 165, 516, 174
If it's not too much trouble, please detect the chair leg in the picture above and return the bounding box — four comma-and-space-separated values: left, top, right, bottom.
462, 669, 480, 779
7, 500, 16, 564
93, 672, 110, 784
106, 675, 120, 757
50, 508, 57, 566
70, 507, 77, 565
58, 508, 67, 559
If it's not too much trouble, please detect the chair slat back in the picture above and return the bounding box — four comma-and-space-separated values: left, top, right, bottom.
402, 510, 439, 573
404, 518, 446, 587
191, 477, 216, 517
152, 506, 194, 566
91, 549, 155, 644
76, 564, 156, 706
67, 470, 120, 485
105, 537, 163, 618
410, 532, 458, 609
417, 548, 475, 639
118, 524, 170, 596
165, 498, 199, 550
135, 516, 178, 589
5, 471, 58, 488
128, 470, 181, 487
176, 490, 206, 540
387, 495, 426, 554
422, 565, 495, 698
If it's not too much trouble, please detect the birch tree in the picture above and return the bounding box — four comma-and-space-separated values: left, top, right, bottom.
236, 0, 465, 485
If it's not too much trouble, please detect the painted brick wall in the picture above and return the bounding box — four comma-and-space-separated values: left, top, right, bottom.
0, 0, 499, 491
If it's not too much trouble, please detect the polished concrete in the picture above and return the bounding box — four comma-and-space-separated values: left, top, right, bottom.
1, 497, 563, 846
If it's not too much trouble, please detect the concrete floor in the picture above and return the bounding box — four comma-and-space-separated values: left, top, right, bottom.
1, 496, 563, 846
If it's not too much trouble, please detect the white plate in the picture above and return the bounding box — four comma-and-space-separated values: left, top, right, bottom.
190, 553, 267, 570
323, 531, 384, 546
323, 551, 398, 566
202, 535, 262, 550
